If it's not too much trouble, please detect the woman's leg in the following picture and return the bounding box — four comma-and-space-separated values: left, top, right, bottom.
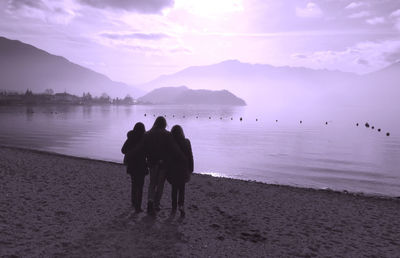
178, 183, 186, 217
136, 173, 145, 211
171, 184, 178, 210
178, 183, 185, 207
130, 174, 135, 207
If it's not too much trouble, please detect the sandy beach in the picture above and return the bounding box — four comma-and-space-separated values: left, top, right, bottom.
1, 146, 399, 257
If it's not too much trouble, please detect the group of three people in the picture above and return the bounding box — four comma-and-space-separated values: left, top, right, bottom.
121, 116, 194, 217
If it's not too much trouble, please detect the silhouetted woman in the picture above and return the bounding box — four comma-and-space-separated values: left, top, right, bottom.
121, 122, 147, 212
168, 125, 194, 217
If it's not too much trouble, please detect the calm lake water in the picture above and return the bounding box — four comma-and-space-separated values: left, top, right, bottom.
1, 104, 399, 197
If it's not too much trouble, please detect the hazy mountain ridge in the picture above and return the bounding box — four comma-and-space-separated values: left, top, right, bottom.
138, 86, 246, 106
0, 36, 143, 98
140, 59, 358, 90
138, 59, 398, 109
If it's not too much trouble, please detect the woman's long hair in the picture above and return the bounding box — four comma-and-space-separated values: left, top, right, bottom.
171, 125, 186, 148
152, 116, 167, 130
131, 122, 145, 144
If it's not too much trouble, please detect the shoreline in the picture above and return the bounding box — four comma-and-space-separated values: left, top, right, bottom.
1, 144, 399, 201
1, 145, 400, 256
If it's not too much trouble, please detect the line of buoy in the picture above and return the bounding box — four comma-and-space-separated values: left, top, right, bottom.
143, 115, 392, 136
357, 122, 390, 136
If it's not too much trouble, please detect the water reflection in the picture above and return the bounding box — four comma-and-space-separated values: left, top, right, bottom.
0, 104, 399, 197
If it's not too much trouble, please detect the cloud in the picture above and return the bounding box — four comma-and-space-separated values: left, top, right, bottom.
7, 0, 46, 11
345, 2, 365, 9
366, 17, 385, 25
100, 32, 169, 40
356, 58, 369, 66
348, 11, 370, 19
291, 40, 400, 74
389, 9, 400, 31
384, 51, 400, 63
296, 2, 322, 18
390, 9, 400, 17
292, 53, 307, 59
6, 0, 77, 25
78, 0, 174, 14
123, 44, 191, 55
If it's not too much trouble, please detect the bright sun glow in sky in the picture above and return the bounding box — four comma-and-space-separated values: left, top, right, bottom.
175, 0, 243, 17
1, 0, 400, 84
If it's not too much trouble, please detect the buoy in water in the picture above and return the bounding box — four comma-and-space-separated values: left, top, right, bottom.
300, 120, 302, 124
144, 113, 146, 116
209, 117, 211, 119
356, 123, 359, 126
386, 132, 390, 136
371, 126, 374, 129
378, 128, 381, 132
365, 122, 370, 128
240, 117, 243, 121
256, 119, 258, 121
325, 122, 328, 125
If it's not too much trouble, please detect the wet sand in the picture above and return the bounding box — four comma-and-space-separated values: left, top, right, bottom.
1, 146, 399, 257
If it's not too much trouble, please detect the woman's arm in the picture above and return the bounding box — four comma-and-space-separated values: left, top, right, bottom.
186, 139, 194, 173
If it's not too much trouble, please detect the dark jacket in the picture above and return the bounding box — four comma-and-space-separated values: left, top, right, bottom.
142, 128, 185, 167
167, 138, 194, 185
121, 130, 147, 175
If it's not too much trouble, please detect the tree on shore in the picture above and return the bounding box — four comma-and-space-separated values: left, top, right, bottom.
99, 93, 111, 104
123, 94, 134, 104
82, 92, 93, 102
44, 89, 54, 95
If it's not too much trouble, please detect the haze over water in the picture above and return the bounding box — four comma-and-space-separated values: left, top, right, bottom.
1, 104, 399, 197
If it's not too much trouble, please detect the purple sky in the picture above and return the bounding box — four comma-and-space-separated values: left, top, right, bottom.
1, 0, 400, 84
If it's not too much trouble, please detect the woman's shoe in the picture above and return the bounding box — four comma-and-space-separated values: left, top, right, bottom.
178, 205, 185, 217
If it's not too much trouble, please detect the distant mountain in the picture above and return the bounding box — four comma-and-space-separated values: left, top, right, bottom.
348, 61, 400, 108
138, 86, 246, 106
0, 36, 144, 98
138, 60, 359, 107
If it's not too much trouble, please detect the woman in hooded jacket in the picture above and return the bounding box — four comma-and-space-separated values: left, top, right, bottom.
168, 125, 194, 217
121, 122, 147, 212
